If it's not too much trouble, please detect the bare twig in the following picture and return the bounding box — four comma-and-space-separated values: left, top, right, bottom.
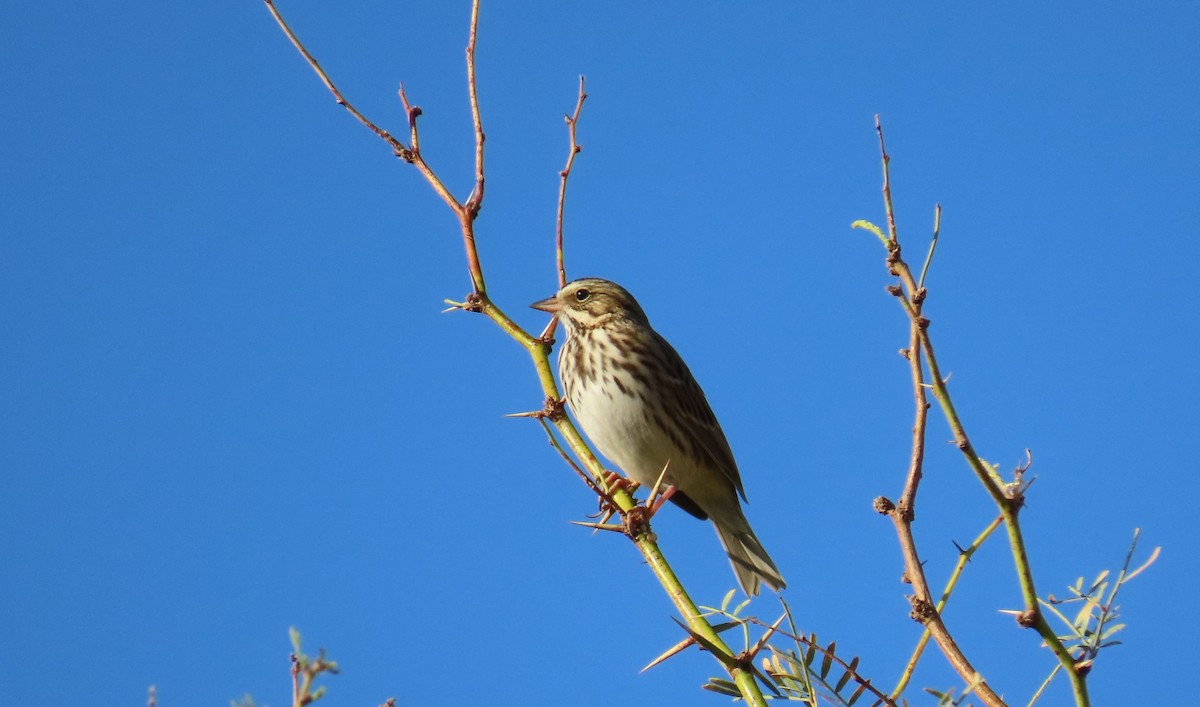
556, 76, 587, 290
539, 77, 588, 343
876, 115, 899, 246
897, 306, 928, 517
263, 0, 409, 158
917, 204, 941, 290
395, 84, 471, 218
290, 653, 301, 707
464, 0, 486, 217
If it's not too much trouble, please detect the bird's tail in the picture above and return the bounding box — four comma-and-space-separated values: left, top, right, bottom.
713, 516, 787, 596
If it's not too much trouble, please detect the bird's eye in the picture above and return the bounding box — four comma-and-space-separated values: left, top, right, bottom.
574, 288, 591, 302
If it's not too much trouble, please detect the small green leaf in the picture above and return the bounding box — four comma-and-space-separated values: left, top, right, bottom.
1039, 598, 1073, 629
820, 641, 836, 679
851, 219, 889, 246
702, 679, 740, 697
1072, 599, 1097, 629
834, 656, 860, 693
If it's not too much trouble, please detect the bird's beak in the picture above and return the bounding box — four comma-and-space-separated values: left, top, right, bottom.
530, 295, 561, 313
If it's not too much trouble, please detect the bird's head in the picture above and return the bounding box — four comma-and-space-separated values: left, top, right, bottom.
530, 277, 649, 330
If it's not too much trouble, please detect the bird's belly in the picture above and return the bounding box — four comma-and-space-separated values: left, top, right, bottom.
571, 390, 679, 488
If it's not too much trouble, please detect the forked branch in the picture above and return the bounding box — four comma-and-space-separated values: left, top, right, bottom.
860, 116, 1089, 706
263, 2, 770, 704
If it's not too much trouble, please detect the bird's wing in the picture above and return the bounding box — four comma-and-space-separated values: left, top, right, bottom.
651, 332, 748, 501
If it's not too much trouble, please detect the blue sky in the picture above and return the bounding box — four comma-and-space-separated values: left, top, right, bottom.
2, 2, 1196, 705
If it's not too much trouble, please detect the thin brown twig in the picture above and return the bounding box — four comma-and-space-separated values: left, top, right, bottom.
395, 85, 469, 218
556, 76, 587, 290
263, 0, 409, 158
875, 115, 899, 246
897, 310, 928, 517
266, 0, 488, 293
540, 76, 589, 343
458, 0, 487, 293
464, 0, 485, 217
290, 654, 301, 707
399, 83, 422, 154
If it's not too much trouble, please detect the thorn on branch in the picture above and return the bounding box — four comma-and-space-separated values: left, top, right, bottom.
899, 348, 911, 359
569, 519, 625, 533
441, 292, 484, 314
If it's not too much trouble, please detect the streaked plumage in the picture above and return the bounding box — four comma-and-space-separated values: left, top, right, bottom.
531, 278, 786, 595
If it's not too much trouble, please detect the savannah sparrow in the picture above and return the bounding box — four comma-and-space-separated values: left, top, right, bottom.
531, 278, 786, 595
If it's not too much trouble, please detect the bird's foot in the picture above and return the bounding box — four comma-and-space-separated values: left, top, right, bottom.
645, 484, 678, 518
600, 470, 640, 496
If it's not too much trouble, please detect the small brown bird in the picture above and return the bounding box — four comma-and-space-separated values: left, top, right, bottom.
532, 278, 786, 595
